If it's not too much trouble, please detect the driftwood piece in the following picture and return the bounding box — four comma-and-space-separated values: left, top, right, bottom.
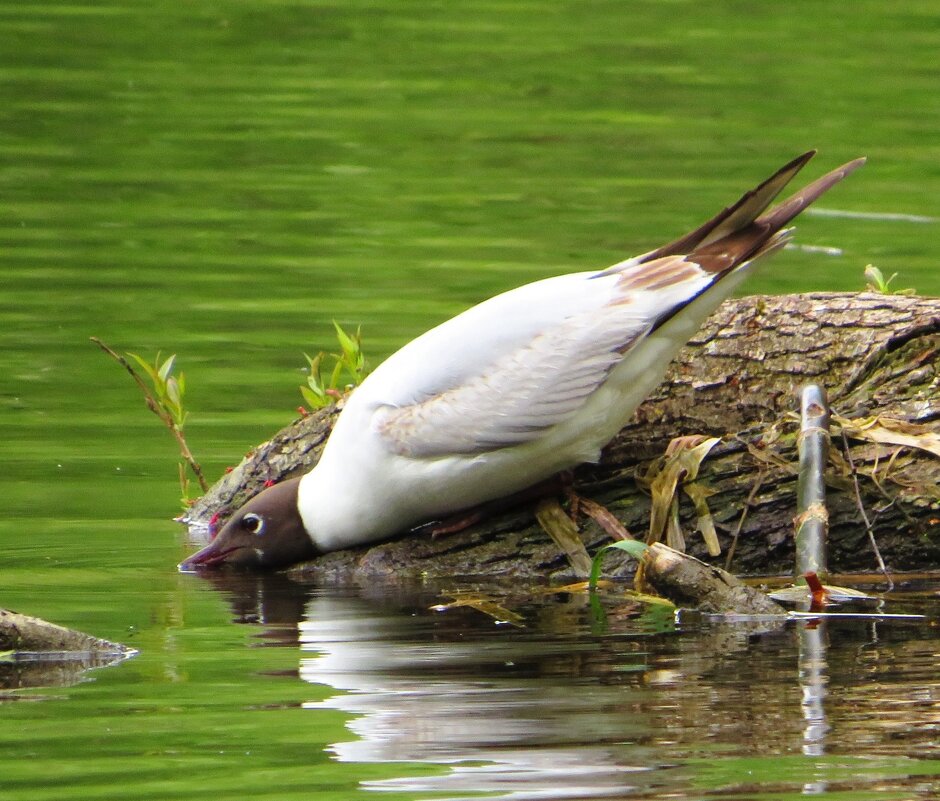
182, 292, 940, 581
1, 608, 136, 692
638, 543, 785, 614
0, 608, 132, 655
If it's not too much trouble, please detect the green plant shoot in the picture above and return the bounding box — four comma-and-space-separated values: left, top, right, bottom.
122, 350, 205, 504
864, 264, 915, 296
127, 352, 187, 429
588, 540, 649, 592
301, 323, 368, 409
92, 337, 209, 505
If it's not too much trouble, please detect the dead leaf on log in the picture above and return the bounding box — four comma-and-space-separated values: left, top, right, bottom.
640, 435, 721, 555
834, 414, 940, 459
535, 498, 593, 577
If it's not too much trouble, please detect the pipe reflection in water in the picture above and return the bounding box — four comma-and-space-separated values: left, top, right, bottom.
798, 620, 829, 758
798, 619, 829, 795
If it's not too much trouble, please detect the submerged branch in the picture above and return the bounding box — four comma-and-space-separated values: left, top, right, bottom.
637, 543, 785, 614
1, 608, 136, 692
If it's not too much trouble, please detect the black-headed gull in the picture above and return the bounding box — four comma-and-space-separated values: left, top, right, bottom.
180, 151, 864, 571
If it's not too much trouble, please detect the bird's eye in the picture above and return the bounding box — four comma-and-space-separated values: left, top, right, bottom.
241, 513, 265, 536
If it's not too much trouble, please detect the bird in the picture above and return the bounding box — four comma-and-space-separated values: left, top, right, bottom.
179, 151, 864, 571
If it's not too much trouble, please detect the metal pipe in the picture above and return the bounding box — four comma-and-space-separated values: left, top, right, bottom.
795, 384, 830, 580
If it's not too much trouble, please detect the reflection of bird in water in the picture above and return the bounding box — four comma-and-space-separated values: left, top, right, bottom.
196, 571, 311, 635
180, 152, 864, 572
296, 593, 665, 799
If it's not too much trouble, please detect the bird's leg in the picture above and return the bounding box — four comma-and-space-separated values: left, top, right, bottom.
422, 508, 486, 537
414, 471, 577, 539
574, 496, 635, 542
415, 469, 635, 544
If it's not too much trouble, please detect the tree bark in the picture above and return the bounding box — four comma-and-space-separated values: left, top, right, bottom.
637, 543, 786, 614
182, 292, 940, 581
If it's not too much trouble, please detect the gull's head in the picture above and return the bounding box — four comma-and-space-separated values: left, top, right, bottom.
178, 478, 316, 572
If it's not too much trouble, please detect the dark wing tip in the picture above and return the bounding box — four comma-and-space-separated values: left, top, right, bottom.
686, 153, 865, 277
784, 149, 818, 169
641, 150, 819, 263
757, 156, 867, 230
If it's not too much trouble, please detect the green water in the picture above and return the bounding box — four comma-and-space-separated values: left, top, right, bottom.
2, 1, 939, 799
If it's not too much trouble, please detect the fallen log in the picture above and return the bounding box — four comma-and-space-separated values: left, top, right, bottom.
1, 608, 136, 692
182, 292, 940, 582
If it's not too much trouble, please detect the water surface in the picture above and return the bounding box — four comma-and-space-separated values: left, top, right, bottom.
1, 1, 938, 799
5, 573, 940, 800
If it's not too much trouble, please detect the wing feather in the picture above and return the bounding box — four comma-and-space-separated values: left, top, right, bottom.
373, 259, 714, 458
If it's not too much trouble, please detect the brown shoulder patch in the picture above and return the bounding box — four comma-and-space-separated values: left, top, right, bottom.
614, 255, 709, 294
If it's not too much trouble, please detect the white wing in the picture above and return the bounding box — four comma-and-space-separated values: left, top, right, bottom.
368, 255, 716, 458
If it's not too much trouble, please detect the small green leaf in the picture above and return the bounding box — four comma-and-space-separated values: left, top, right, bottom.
588, 540, 649, 592
303, 352, 322, 373
166, 376, 182, 411
127, 352, 160, 385
158, 354, 176, 383
300, 385, 328, 409
864, 264, 886, 291
333, 321, 357, 358
329, 358, 344, 390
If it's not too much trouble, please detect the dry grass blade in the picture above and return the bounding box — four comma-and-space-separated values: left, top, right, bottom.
839, 428, 893, 589
642, 435, 721, 553
535, 497, 593, 577
834, 413, 940, 459
683, 482, 721, 556
429, 592, 525, 627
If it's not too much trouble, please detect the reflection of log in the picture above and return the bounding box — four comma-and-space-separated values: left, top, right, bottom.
183, 293, 940, 581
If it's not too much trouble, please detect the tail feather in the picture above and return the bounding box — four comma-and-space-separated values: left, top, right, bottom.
637, 153, 864, 337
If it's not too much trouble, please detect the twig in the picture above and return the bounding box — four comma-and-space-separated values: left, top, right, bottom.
91, 337, 209, 493
724, 467, 765, 571
839, 428, 893, 590
577, 496, 635, 541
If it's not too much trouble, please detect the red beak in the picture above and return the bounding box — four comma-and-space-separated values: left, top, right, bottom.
178, 540, 241, 572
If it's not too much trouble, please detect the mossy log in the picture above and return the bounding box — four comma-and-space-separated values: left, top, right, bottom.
183, 292, 940, 582
637, 543, 786, 614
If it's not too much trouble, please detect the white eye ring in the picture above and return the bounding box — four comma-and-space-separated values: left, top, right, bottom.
241, 513, 265, 536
